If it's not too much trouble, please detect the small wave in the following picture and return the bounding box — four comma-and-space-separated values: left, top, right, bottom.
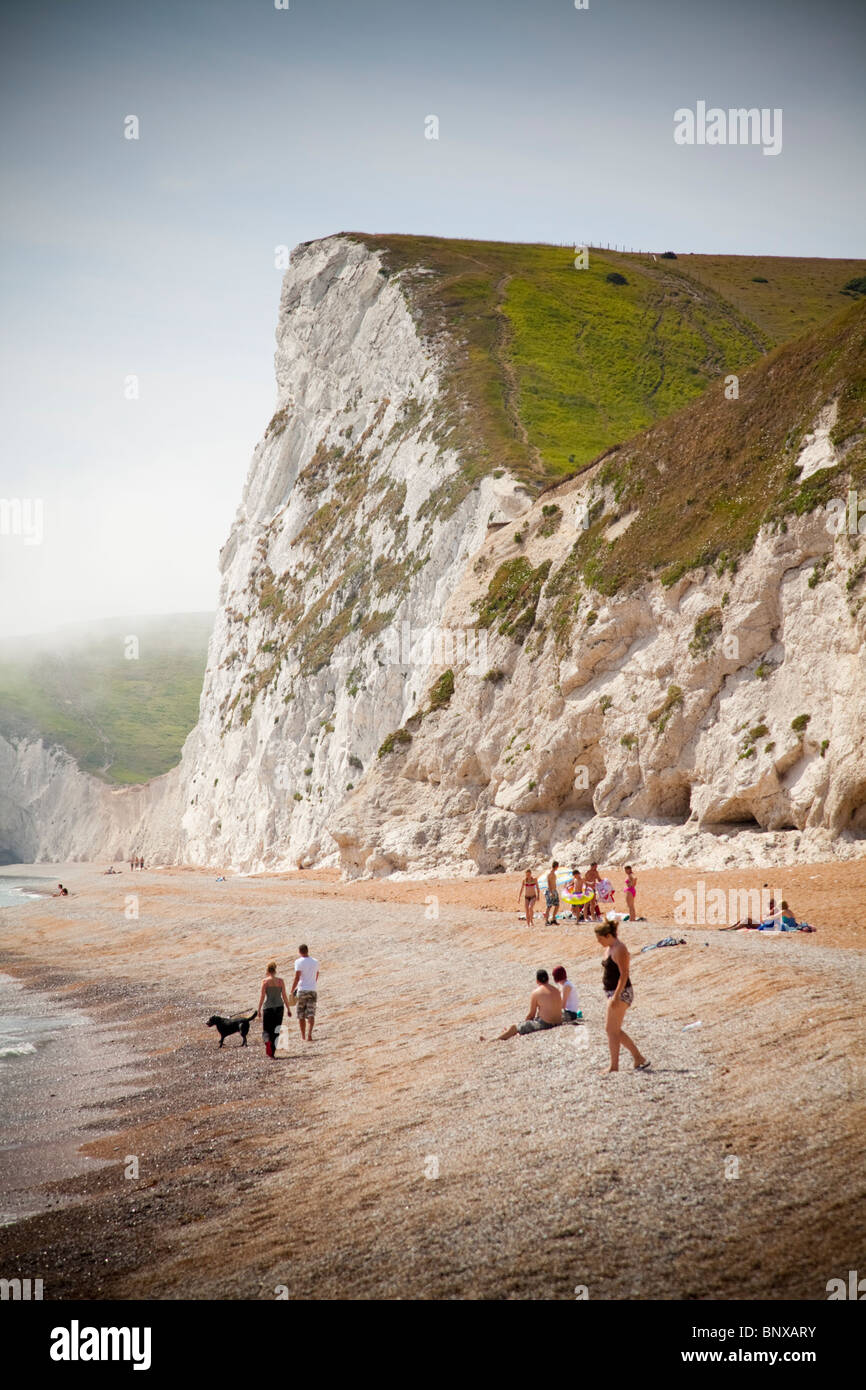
0, 1042, 37, 1058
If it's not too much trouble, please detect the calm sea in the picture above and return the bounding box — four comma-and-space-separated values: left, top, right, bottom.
0, 873, 55, 909
0, 878, 76, 1067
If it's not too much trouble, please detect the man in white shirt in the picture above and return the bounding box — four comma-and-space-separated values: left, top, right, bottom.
291, 944, 320, 1042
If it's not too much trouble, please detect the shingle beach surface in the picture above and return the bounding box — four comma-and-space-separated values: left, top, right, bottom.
0, 862, 862, 1300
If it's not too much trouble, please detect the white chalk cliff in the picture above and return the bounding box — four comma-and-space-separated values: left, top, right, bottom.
3, 236, 865, 874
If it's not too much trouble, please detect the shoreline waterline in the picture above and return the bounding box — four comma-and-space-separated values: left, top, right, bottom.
0, 969, 149, 1227
0, 872, 58, 908
0, 861, 862, 1297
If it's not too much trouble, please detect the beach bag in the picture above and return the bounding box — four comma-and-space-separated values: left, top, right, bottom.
287, 991, 298, 1007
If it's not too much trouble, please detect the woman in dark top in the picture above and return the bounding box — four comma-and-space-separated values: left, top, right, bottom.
594, 916, 650, 1073
257, 960, 292, 1059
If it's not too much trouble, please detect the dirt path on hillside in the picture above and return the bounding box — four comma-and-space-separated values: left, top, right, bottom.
0, 865, 862, 1299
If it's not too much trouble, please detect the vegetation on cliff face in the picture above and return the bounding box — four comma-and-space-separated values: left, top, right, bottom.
227, 237, 866, 733
222, 396, 435, 729
426, 668, 455, 711
474, 557, 552, 644
377, 668, 457, 758
540, 299, 866, 614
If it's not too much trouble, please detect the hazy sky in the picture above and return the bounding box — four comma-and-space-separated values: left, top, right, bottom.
1, 0, 864, 637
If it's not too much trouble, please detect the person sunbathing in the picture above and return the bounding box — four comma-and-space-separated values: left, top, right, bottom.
778, 900, 816, 931
486, 969, 563, 1040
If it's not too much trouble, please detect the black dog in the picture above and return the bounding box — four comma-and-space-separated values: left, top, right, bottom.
206, 1010, 257, 1048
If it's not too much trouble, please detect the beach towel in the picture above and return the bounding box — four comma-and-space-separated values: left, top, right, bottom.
640, 936, 686, 953
595, 878, 615, 902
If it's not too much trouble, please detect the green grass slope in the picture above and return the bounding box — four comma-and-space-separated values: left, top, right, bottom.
351, 233, 864, 488
671, 254, 866, 343
0, 613, 213, 784
546, 297, 866, 606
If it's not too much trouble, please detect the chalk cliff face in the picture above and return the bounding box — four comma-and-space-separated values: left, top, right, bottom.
331, 478, 866, 875
4, 236, 864, 875
0, 735, 155, 864
140, 235, 532, 870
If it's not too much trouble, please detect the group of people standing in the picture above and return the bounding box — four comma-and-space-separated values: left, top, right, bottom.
128, 856, 146, 870
518, 860, 642, 928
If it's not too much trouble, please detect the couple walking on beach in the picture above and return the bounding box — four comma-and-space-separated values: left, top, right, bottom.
257, 945, 319, 1058
492, 917, 649, 1074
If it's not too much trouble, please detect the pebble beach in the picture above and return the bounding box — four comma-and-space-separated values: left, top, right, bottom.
0, 860, 863, 1300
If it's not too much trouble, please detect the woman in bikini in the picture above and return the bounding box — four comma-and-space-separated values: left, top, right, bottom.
595, 916, 649, 1073
624, 865, 638, 919
518, 868, 540, 928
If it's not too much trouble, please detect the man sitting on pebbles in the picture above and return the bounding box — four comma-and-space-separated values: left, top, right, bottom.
484, 969, 563, 1041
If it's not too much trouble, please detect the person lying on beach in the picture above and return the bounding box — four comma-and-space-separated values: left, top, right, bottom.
775, 900, 815, 931
518, 869, 540, 927
552, 965, 581, 1021
486, 969, 563, 1040
723, 888, 776, 929
103, 866, 121, 875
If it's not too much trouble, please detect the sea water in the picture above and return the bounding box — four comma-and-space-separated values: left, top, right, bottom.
0, 878, 70, 1064
0, 874, 55, 909
0, 974, 93, 1226
0, 972, 85, 1066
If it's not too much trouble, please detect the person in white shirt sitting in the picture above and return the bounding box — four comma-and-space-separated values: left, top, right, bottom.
552, 965, 581, 1022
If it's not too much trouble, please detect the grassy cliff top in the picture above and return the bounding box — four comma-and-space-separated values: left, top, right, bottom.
349, 233, 865, 489
547, 296, 866, 601
0, 613, 212, 784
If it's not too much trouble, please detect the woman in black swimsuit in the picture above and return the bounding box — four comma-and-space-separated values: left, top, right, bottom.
595, 917, 649, 1074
